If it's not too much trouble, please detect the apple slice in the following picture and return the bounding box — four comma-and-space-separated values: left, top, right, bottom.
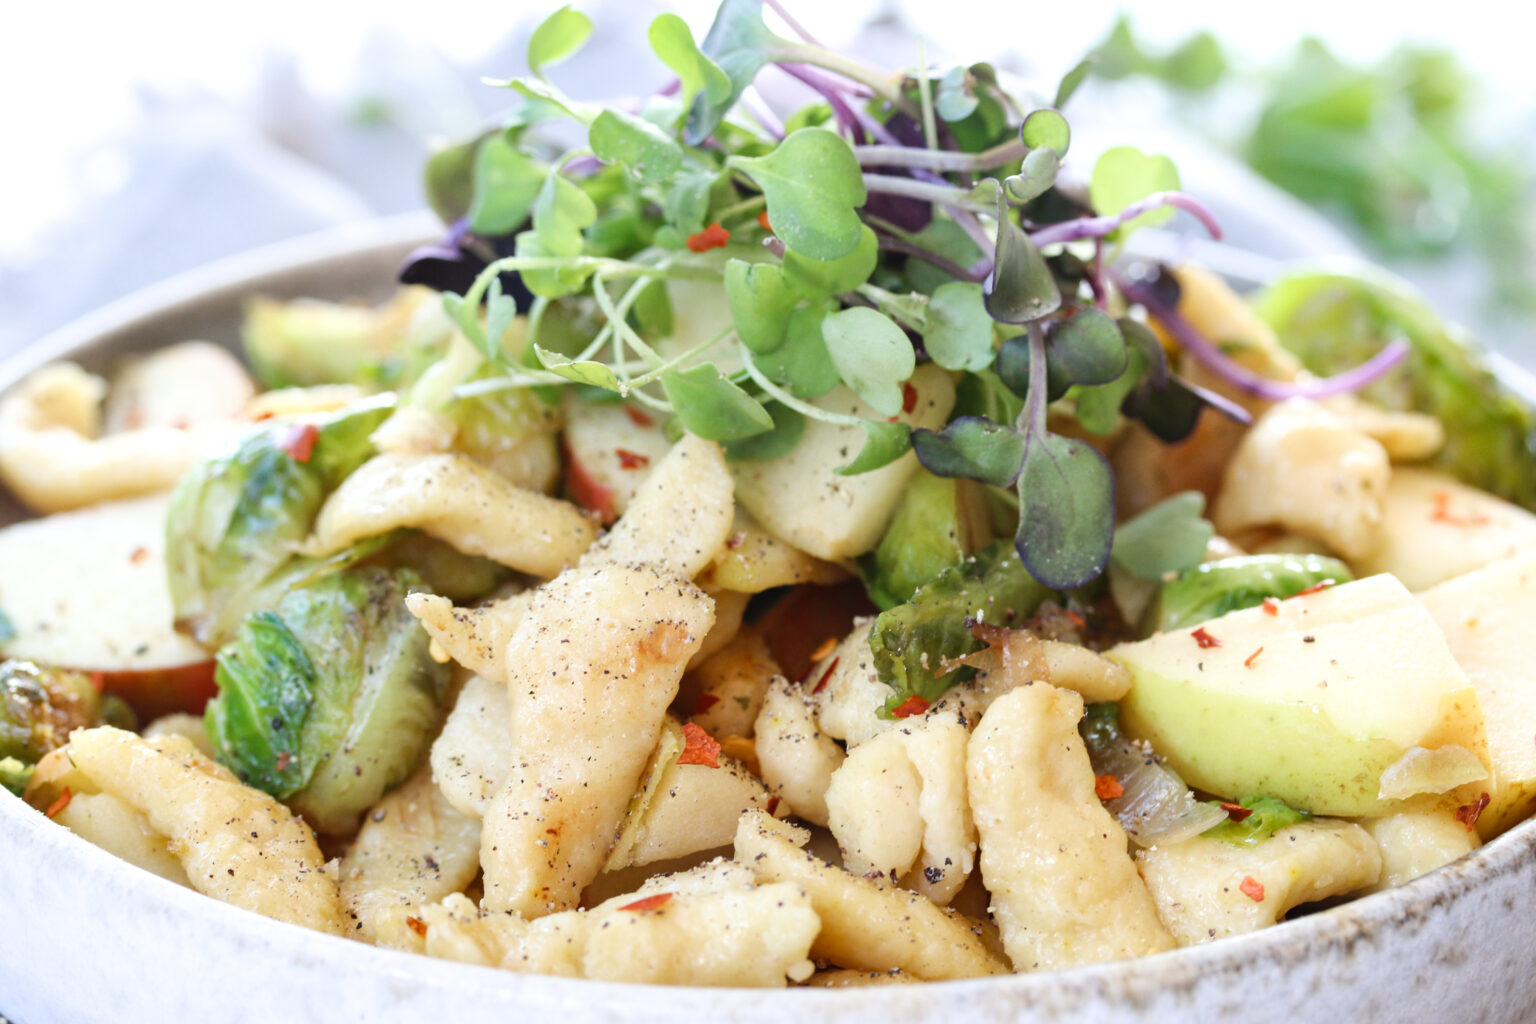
1417, 548, 1536, 838
1107, 574, 1489, 816
0, 493, 215, 719
1352, 467, 1536, 590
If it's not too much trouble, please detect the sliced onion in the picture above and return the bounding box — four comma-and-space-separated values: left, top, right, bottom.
1088, 735, 1228, 848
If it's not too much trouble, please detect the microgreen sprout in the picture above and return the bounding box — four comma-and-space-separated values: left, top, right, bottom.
401, 0, 1404, 593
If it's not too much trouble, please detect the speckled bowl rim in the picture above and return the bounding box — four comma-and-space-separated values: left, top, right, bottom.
3, 211, 1534, 1024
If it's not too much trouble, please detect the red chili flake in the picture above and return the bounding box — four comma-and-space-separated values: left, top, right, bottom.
1191, 627, 1222, 649
619, 892, 674, 913
1239, 876, 1265, 902
1290, 580, 1336, 599
251, 409, 276, 422
811, 657, 839, 694
692, 693, 721, 716
809, 636, 839, 662
1094, 775, 1124, 801
686, 221, 731, 253
562, 436, 617, 525
1455, 792, 1491, 832
1219, 802, 1254, 823
892, 695, 931, 718
1244, 647, 1264, 668
624, 406, 655, 428
278, 423, 320, 463
615, 448, 650, 470
1429, 490, 1490, 527
1261, 597, 1281, 616
274, 751, 293, 772
129, 546, 149, 565
87, 672, 105, 692
757, 209, 773, 231
725, 531, 747, 550
901, 382, 919, 415
677, 722, 722, 768
1064, 609, 1087, 629
45, 788, 72, 820
405, 916, 428, 938
766, 796, 781, 816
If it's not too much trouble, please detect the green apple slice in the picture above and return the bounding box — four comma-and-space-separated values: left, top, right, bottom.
1107, 574, 1488, 816
1418, 548, 1536, 838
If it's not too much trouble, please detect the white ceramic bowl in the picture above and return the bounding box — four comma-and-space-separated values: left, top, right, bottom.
3, 214, 1534, 1024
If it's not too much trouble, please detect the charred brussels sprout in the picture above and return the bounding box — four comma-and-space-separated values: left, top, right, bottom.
0, 659, 126, 795
165, 399, 391, 646
241, 289, 454, 392
859, 471, 993, 611
1149, 553, 1353, 633
867, 540, 1053, 716
1253, 268, 1536, 508
204, 567, 449, 834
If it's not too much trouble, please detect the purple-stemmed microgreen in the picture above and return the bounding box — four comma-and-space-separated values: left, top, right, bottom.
403, 0, 1417, 599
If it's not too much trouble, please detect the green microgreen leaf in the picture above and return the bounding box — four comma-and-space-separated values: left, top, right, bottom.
423, 137, 481, 224
513, 231, 596, 298
723, 401, 805, 460
685, 0, 792, 144
725, 259, 798, 354
1015, 433, 1115, 589
531, 171, 598, 255
912, 417, 1025, 487
1054, 56, 1095, 108
1004, 146, 1060, 204
821, 307, 916, 416
533, 344, 622, 390
661, 363, 775, 441
1021, 108, 1071, 156
663, 165, 721, 235
1089, 145, 1181, 237
728, 128, 867, 261
836, 420, 913, 475
631, 279, 674, 338
1132, 376, 1208, 443
482, 277, 519, 367
467, 136, 545, 235
935, 65, 979, 122
1111, 491, 1214, 581
1072, 335, 1148, 435
782, 225, 878, 295
985, 199, 1061, 324
1046, 307, 1127, 385
648, 12, 731, 113
505, 78, 596, 126
922, 281, 994, 372
527, 5, 593, 77
952, 368, 1024, 425
589, 109, 684, 184
751, 305, 840, 398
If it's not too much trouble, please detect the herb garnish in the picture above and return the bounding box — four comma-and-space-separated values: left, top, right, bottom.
402, 0, 1402, 592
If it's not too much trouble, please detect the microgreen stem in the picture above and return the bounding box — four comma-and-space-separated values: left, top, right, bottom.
1030, 191, 1224, 248
738, 343, 867, 427
862, 173, 995, 213
714, 193, 769, 223
761, 0, 823, 48
740, 87, 787, 140
1022, 324, 1049, 437
409, 331, 485, 410
776, 42, 914, 112
776, 63, 866, 138
592, 272, 664, 368
1113, 269, 1412, 400
453, 360, 662, 399
916, 40, 937, 151
869, 226, 988, 282
624, 324, 738, 392
852, 138, 1026, 173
